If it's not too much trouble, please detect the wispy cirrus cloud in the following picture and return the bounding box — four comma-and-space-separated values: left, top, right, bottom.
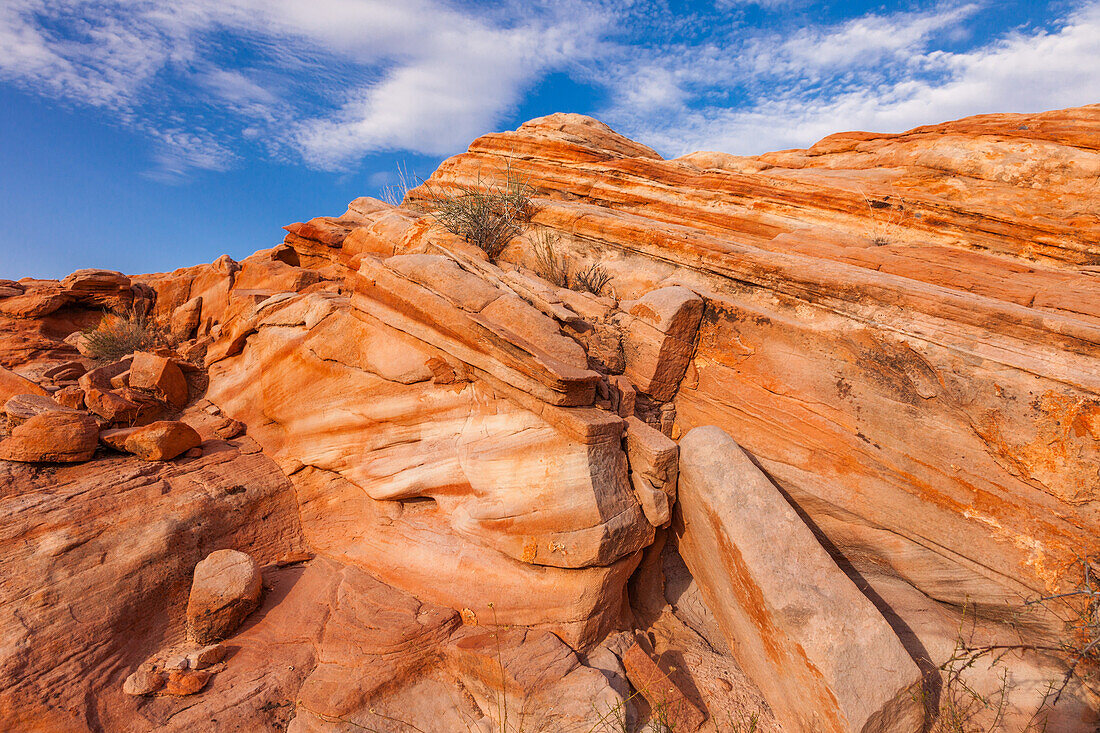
0, 0, 1096, 177
597, 1, 1100, 155
0, 0, 614, 175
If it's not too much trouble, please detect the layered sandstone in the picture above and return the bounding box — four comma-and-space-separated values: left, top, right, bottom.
1, 104, 1098, 731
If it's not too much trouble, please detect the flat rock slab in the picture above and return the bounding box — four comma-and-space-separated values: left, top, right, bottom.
676, 426, 923, 733
4, 393, 76, 421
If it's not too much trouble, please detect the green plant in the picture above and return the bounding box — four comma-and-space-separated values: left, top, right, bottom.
531, 229, 570, 288
423, 169, 534, 261
81, 306, 166, 362
574, 262, 611, 296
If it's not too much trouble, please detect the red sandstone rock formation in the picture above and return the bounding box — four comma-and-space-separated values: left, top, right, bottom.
1, 104, 1098, 731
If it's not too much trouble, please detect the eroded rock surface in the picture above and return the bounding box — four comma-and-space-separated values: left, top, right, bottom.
2, 104, 1099, 731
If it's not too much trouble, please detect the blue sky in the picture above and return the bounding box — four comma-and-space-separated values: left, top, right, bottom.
1, 0, 1097, 279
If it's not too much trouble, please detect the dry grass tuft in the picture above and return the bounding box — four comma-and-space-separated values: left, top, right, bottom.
81, 306, 166, 363
531, 229, 570, 288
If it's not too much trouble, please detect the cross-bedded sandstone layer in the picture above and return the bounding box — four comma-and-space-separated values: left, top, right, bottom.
1, 104, 1097, 731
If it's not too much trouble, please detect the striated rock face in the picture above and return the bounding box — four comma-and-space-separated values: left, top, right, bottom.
1, 104, 1098, 731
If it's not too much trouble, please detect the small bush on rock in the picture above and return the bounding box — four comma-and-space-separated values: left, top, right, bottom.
82, 306, 166, 363
425, 169, 534, 261
574, 263, 611, 296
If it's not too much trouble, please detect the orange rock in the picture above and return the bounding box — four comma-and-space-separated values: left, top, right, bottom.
53, 385, 86, 410
169, 296, 203, 342
101, 420, 200, 461
622, 637, 706, 732
0, 411, 98, 462
164, 669, 211, 696
186, 549, 262, 644
0, 365, 47, 403
129, 352, 189, 408
83, 387, 140, 424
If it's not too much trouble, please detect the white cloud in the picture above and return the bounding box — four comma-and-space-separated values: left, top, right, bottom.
748, 3, 981, 75
602, 1, 1100, 156
0, 0, 613, 173
0, 0, 1096, 175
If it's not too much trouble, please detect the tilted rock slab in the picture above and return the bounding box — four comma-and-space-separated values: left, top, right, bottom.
186, 549, 262, 644
677, 425, 922, 733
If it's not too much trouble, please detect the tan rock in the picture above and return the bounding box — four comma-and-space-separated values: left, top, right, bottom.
624, 416, 678, 488
4, 393, 75, 422
443, 626, 626, 731
186, 643, 226, 670
0, 411, 98, 463
122, 664, 165, 696
631, 473, 671, 527
626, 285, 704, 342
621, 287, 703, 402
162, 655, 189, 672
186, 549, 262, 644
42, 361, 87, 381
676, 426, 922, 733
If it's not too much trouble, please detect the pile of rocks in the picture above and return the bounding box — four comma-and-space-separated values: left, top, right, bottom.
0, 350, 202, 463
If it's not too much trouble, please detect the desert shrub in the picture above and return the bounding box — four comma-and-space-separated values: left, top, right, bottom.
82, 306, 166, 362
574, 262, 611, 296
929, 558, 1100, 732
425, 170, 534, 261
531, 229, 570, 288
379, 161, 417, 207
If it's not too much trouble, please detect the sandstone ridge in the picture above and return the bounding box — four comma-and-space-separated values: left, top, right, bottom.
1, 104, 1098, 731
